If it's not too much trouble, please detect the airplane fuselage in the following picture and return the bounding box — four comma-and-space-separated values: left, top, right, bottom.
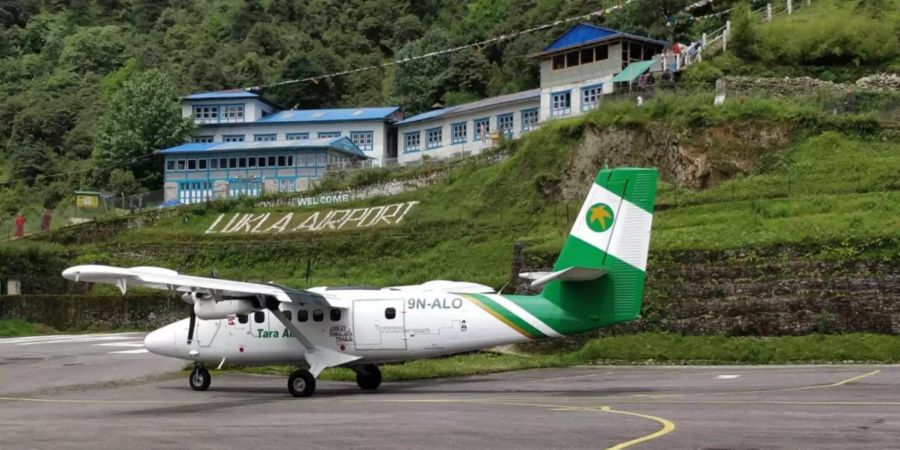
144, 289, 537, 366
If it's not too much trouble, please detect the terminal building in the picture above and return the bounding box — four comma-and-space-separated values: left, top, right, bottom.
160, 23, 667, 203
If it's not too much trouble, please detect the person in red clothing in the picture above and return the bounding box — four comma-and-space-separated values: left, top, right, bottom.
14, 213, 25, 238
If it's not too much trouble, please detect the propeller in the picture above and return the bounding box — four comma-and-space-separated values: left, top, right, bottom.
187, 269, 217, 345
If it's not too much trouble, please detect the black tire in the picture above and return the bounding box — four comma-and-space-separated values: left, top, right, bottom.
189, 367, 211, 391
288, 369, 316, 397
356, 364, 382, 391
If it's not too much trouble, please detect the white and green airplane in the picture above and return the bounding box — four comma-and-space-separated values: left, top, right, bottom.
62, 167, 657, 397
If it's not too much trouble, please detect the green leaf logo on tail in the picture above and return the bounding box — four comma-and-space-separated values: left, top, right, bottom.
585, 203, 614, 232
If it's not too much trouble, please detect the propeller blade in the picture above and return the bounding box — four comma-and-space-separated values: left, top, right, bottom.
187, 308, 196, 344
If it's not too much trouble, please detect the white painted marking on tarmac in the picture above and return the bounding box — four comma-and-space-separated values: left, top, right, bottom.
716, 374, 740, 379
17, 334, 144, 346
95, 342, 145, 348
108, 349, 150, 354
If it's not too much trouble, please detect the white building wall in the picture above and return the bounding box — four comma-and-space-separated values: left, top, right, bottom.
395, 99, 539, 165
539, 74, 615, 122
189, 121, 390, 163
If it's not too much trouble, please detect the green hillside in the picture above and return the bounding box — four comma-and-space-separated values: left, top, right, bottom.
33, 91, 893, 293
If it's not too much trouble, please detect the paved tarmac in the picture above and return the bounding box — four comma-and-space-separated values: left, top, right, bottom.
1, 333, 899, 449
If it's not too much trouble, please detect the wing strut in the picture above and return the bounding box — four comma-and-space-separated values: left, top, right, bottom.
265, 299, 360, 377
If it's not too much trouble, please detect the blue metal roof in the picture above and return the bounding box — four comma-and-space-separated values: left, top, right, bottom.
183, 90, 260, 100
256, 107, 400, 124
396, 89, 540, 126
158, 137, 369, 159
534, 23, 668, 57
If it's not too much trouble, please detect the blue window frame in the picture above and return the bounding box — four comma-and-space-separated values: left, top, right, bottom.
165, 160, 175, 171
451, 122, 467, 144
350, 131, 374, 151
317, 131, 341, 139
551, 91, 571, 117
254, 133, 277, 142
287, 132, 309, 140
191, 136, 213, 143
220, 104, 244, 123
581, 84, 603, 111
223, 135, 245, 143
193, 105, 218, 123
497, 113, 514, 138
426, 127, 442, 149
521, 108, 539, 132
403, 131, 421, 153
473, 118, 490, 141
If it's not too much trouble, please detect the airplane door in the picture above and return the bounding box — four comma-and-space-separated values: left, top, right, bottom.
353, 299, 406, 350
194, 318, 221, 348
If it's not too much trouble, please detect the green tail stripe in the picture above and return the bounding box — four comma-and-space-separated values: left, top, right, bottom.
469, 294, 546, 339
594, 167, 657, 214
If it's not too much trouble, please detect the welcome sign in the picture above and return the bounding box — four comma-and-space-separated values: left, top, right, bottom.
204, 201, 419, 234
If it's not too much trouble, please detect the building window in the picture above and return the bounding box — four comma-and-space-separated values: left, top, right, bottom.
193, 105, 217, 123
566, 50, 579, 67
268, 156, 276, 167
248, 157, 257, 168
238, 157, 247, 168
166, 160, 175, 171
177, 160, 185, 171
497, 113, 514, 138
552, 54, 565, 70
258, 156, 267, 168
582, 84, 603, 112
521, 108, 539, 131
350, 131, 374, 151
317, 131, 341, 139
551, 91, 571, 117
403, 131, 421, 153
287, 155, 294, 166
191, 136, 213, 144
221, 105, 244, 123
228, 158, 237, 168
278, 156, 286, 167
596, 44, 609, 60
317, 154, 327, 166
210, 159, 218, 169
426, 127, 442, 150
581, 48, 595, 64
286, 133, 309, 140
254, 134, 277, 142
219, 158, 227, 169
451, 122, 467, 144
473, 118, 490, 141
198, 159, 207, 170
223, 135, 244, 143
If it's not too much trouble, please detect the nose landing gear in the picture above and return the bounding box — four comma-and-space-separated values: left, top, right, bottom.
189, 365, 211, 391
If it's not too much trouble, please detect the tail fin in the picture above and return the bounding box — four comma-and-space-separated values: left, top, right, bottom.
540, 167, 657, 327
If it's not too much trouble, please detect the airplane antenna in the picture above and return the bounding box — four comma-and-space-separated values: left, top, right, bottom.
304, 256, 312, 288
497, 279, 512, 295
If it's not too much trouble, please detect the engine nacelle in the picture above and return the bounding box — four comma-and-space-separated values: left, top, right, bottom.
193, 299, 256, 320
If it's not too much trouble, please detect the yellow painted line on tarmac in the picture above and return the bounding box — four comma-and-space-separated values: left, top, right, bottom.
372, 398, 676, 449
600, 406, 676, 450
704, 369, 882, 396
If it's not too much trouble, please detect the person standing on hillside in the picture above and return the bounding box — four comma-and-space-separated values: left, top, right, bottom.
14, 212, 25, 238
41, 208, 52, 232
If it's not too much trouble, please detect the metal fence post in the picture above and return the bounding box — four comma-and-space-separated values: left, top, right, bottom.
723, 20, 731, 52
767, 3, 772, 21
787, 0, 792, 14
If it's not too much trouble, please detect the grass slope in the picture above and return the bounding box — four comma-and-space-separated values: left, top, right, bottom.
0, 319, 57, 337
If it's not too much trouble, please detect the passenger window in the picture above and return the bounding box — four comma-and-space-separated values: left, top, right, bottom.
313, 310, 324, 322
283, 310, 292, 321
330, 309, 341, 322
254, 311, 265, 323
385, 308, 396, 320
298, 310, 308, 322
237, 314, 248, 324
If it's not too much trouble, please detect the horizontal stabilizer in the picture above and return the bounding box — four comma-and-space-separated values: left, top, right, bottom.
519, 267, 607, 288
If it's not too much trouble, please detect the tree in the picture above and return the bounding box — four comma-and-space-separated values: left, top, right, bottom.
9, 137, 54, 185
729, 2, 761, 61
391, 29, 453, 115
59, 25, 129, 74
93, 69, 193, 189
107, 168, 141, 196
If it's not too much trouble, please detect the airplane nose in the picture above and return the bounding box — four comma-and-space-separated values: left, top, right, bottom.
144, 327, 174, 356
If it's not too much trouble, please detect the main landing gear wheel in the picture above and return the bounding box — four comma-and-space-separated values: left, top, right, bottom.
356, 364, 382, 391
288, 369, 316, 397
189, 366, 211, 391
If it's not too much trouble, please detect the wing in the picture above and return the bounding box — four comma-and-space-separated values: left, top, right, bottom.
62, 264, 339, 308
